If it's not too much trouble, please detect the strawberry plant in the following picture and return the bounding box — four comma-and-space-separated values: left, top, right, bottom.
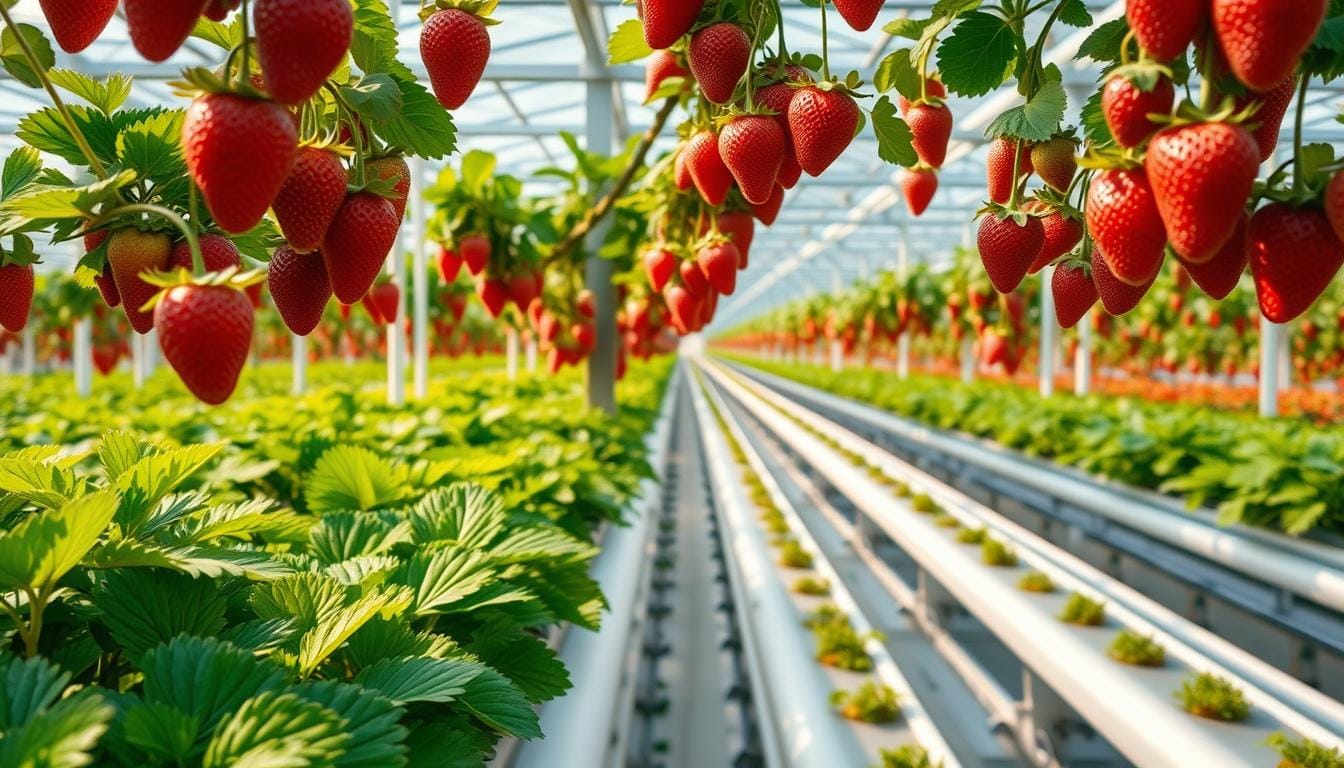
1108, 629, 1167, 667
1178, 672, 1252, 722
981, 537, 1018, 567
830, 681, 902, 724
1268, 732, 1344, 768
1059, 592, 1107, 627
877, 744, 944, 768
793, 575, 832, 596
1017, 570, 1056, 593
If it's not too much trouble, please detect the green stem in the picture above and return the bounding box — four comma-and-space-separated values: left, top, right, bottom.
0, 1, 109, 181
1022, 0, 1069, 101
1007, 140, 1025, 209
917, 44, 933, 102
819, 0, 831, 82
21, 586, 44, 658
238, 0, 252, 91
326, 83, 366, 184
1292, 73, 1310, 196
1198, 28, 1218, 112
100, 204, 204, 275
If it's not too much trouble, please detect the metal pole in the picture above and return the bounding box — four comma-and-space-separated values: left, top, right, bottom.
1260, 317, 1284, 417
960, 337, 975, 384
411, 158, 430, 399
73, 320, 91, 397
584, 77, 618, 413
292, 334, 307, 395
1039, 265, 1056, 398
1075, 310, 1092, 396
506, 327, 519, 381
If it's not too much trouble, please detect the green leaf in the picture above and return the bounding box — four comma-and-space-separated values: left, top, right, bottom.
306, 445, 406, 513
607, 19, 652, 65
298, 587, 411, 675
202, 691, 352, 768
355, 656, 485, 705
459, 151, 497, 197
116, 443, 222, 535
0, 492, 117, 592
488, 525, 596, 564
342, 74, 404, 123
97, 431, 146, 483
0, 655, 70, 730
221, 619, 301, 656
457, 667, 542, 740
0, 453, 82, 509
46, 70, 133, 114
406, 484, 506, 548
0, 171, 136, 225
873, 49, 921, 97
1299, 142, 1336, 178
1078, 18, 1129, 63
141, 636, 286, 733
883, 18, 933, 40
308, 511, 410, 564
370, 77, 457, 160
93, 569, 229, 657
468, 631, 571, 703
871, 96, 918, 167
397, 546, 494, 615
1081, 86, 1114, 146
402, 718, 490, 768
1, 146, 42, 201
119, 701, 200, 763
290, 681, 409, 768
984, 68, 1067, 141
0, 23, 54, 89
935, 11, 1018, 97
116, 110, 187, 183
191, 15, 244, 49
0, 690, 113, 768
350, 0, 415, 81
1057, 0, 1093, 28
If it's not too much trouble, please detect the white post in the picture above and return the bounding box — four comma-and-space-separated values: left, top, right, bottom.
897, 230, 911, 379
1075, 310, 1093, 396
960, 337, 975, 384
829, 339, 842, 373
411, 158, 430, 400
73, 320, 91, 397
131, 333, 145, 388
0, 345, 11, 376
387, 236, 407, 407
21, 325, 34, 376
1259, 317, 1285, 417
526, 337, 538, 373
291, 334, 307, 395
1039, 265, 1056, 398
506, 327, 519, 381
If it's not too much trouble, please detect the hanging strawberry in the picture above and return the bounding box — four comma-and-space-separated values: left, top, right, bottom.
421, 2, 498, 110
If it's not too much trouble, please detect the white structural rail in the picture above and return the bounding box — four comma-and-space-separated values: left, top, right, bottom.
703, 358, 1344, 767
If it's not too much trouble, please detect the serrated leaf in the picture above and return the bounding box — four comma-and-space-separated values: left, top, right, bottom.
350, 0, 415, 81
469, 631, 571, 703
290, 681, 409, 768
405, 484, 506, 548
874, 48, 921, 97
1057, 0, 1092, 28
397, 546, 494, 615
119, 701, 200, 763
191, 15, 244, 50
46, 70, 132, 114
985, 72, 1067, 141
883, 18, 932, 40
93, 569, 229, 657
141, 636, 285, 733
0, 690, 113, 768
308, 511, 411, 564
116, 443, 221, 534
0, 492, 117, 592
1081, 86, 1114, 146
1078, 18, 1129, 63
0, 655, 70, 730
457, 667, 541, 740
871, 96, 918, 167
355, 656, 485, 705
936, 11, 1019, 97
607, 19, 652, 65
298, 587, 411, 675
306, 445, 406, 514
201, 691, 351, 768
117, 110, 187, 183
370, 77, 457, 160
1, 146, 42, 201
97, 431, 145, 482
0, 171, 136, 223
342, 74, 404, 123
1, 23, 54, 90
488, 525, 596, 564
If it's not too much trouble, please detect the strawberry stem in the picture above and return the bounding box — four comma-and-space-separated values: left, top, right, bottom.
1198, 28, 1217, 113
1292, 73, 1310, 197
103, 204, 205, 276
238, 0, 253, 91
818, 0, 831, 82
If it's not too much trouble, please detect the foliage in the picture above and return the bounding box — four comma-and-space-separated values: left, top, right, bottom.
1058, 592, 1106, 626
792, 575, 832, 596
1178, 673, 1252, 722
777, 538, 815, 569
876, 744, 944, 768
830, 681, 901, 724
1108, 629, 1166, 667
981, 537, 1018, 567
955, 526, 987, 545
805, 604, 876, 672
1017, 570, 1055, 593
1268, 732, 1344, 768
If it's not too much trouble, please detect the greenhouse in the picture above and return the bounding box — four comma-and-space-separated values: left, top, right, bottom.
1, 0, 1344, 766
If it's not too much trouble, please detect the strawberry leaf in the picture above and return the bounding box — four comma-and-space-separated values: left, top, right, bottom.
871, 96, 917, 167
0, 23, 54, 90
607, 19, 652, 65
873, 48, 921, 97
46, 70, 133, 115
984, 67, 1067, 142
350, 0, 416, 82
1077, 18, 1129, 64
935, 11, 1019, 97
1057, 0, 1093, 28
370, 77, 457, 160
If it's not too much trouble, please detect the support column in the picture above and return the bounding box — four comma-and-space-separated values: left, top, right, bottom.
1039, 265, 1056, 398
131, 333, 145, 389
291, 334, 307, 396
411, 158, 430, 400
584, 77, 617, 414
21, 325, 34, 376
526, 336, 538, 373
506, 327, 519, 381
1075, 310, 1093, 396
73, 320, 91, 397
387, 217, 407, 406
960, 337, 975, 384
897, 229, 911, 379
1260, 317, 1285, 417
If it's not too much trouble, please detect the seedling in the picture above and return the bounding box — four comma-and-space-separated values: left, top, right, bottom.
813, 614, 875, 672
956, 526, 987, 545
1017, 570, 1056, 593
877, 744, 944, 768
830, 681, 901, 723
1108, 629, 1166, 667
793, 575, 832, 596
911, 492, 940, 513
981, 537, 1018, 566
932, 512, 959, 528
891, 480, 912, 497
778, 538, 815, 569
1267, 732, 1344, 768
1058, 592, 1106, 626
1178, 672, 1251, 722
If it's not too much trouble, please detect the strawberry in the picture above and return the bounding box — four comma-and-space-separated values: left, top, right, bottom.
680, 259, 710, 298
1127, 0, 1205, 60
674, 148, 695, 191
123, 0, 210, 62
183, 93, 298, 234
460, 234, 491, 275
268, 245, 332, 336
1031, 137, 1076, 193
272, 147, 347, 254
902, 168, 938, 216
663, 285, 696, 334
685, 130, 735, 206
752, 184, 786, 226
777, 154, 804, 189
360, 291, 386, 325
573, 322, 597, 353
421, 8, 491, 110
368, 155, 411, 221
370, 282, 400, 324
577, 289, 596, 319
1182, 211, 1248, 300
1248, 203, 1344, 323
203, 0, 240, 21
92, 344, 119, 376
1326, 170, 1344, 243
1029, 207, 1083, 273
986, 138, 1033, 204
718, 211, 756, 265
1052, 261, 1098, 328
437, 246, 463, 284
644, 247, 678, 292
1092, 245, 1159, 316
38, 0, 118, 54
1238, 76, 1296, 161
1213, 0, 1327, 91
170, 233, 243, 273
155, 283, 254, 405
476, 276, 508, 318
639, 0, 704, 49
899, 79, 946, 114
1085, 168, 1167, 286
323, 193, 400, 304
645, 50, 687, 102
1101, 74, 1174, 148
833, 0, 886, 32
0, 263, 34, 333
107, 230, 171, 334
688, 23, 750, 104
254, 0, 353, 104
698, 242, 740, 296
757, 81, 797, 143
789, 87, 861, 176
977, 213, 1044, 294
719, 115, 785, 205
506, 270, 541, 310
907, 102, 953, 169
1145, 122, 1259, 263
85, 230, 119, 308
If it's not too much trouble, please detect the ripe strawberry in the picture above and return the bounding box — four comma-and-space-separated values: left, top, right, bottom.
272, 147, 347, 254
368, 155, 411, 221
323, 193, 400, 304
1029, 207, 1084, 273
123, 0, 209, 62
1127, 0, 1205, 60
663, 285, 697, 334
1326, 170, 1344, 243
674, 148, 695, 191
254, 0, 353, 104
688, 23, 750, 105
718, 211, 756, 265
460, 234, 491, 275
1213, 0, 1327, 91
777, 154, 804, 189
1182, 211, 1248, 300
833, 0, 886, 32
752, 184, 786, 226
170, 233, 242, 273
680, 259, 710, 298
183, 93, 297, 234
719, 115, 785, 205
155, 283, 254, 405
1031, 138, 1076, 193
1092, 245, 1159, 316
1145, 122, 1259, 263
1238, 76, 1296, 161
1052, 261, 1098, 328
107, 230, 171, 334
902, 168, 938, 216
978, 213, 1044, 294
789, 86, 861, 176
1101, 74, 1174, 148
360, 291, 385, 325
268, 246, 332, 336
986, 138, 1033, 204
757, 81, 797, 143
645, 50, 687, 102
92, 344, 119, 375
1085, 168, 1167, 286
573, 321, 597, 353
506, 270, 541, 310
1248, 203, 1344, 323
577, 289, 596, 319
38, 0, 118, 54
476, 276, 508, 318
85, 230, 119, 308
685, 130, 734, 206
422, 8, 491, 110
437, 246, 463, 284
907, 102, 953, 169
899, 79, 946, 114
0, 263, 34, 333
639, 0, 704, 49
370, 282, 400, 324
203, 0, 240, 21
698, 242, 740, 296
644, 247, 678, 292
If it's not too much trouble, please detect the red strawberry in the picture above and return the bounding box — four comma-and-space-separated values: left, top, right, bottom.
1238, 76, 1296, 161
203, 0, 240, 21
107, 230, 171, 334
1213, 0, 1327, 91
789, 87, 861, 176
907, 102, 953, 169
688, 23, 750, 104
268, 245, 332, 336
123, 0, 210, 62
1031, 137, 1076, 193
446, 293, 467, 323
1248, 203, 1344, 323
978, 213, 1044, 294
644, 247, 678, 292
254, 0, 353, 104
663, 285, 697, 334
1101, 74, 1174, 148
902, 168, 938, 216
323, 193, 399, 305
899, 79, 946, 114
92, 344, 119, 375
1145, 122, 1259, 263
986, 138, 1033, 204
272, 147, 347, 254
38, 0, 118, 54
752, 184, 786, 226
1085, 168, 1167, 286
1052, 261, 1098, 328
757, 81, 797, 142
476, 276, 508, 318
155, 283, 254, 405
85, 230, 119, 308
1092, 245, 1159, 316
680, 259, 709, 298
370, 282, 400, 324
460, 234, 491, 275
645, 50, 688, 102
368, 156, 411, 221
573, 321, 597, 352
719, 115, 785, 205
1029, 208, 1083, 273
1182, 211, 1248, 300
437, 246, 463, 284
777, 154, 804, 189
833, 0, 886, 32
1127, 0, 1205, 60
674, 148, 694, 191
685, 130, 734, 206
577, 289, 596, 319
1326, 171, 1344, 243
170, 233, 242, 274
183, 93, 298, 234
639, 0, 704, 49
506, 270, 541, 310
422, 8, 491, 110
360, 291, 385, 325
698, 242, 740, 296
0, 263, 34, 333
718, 211, 756, 265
